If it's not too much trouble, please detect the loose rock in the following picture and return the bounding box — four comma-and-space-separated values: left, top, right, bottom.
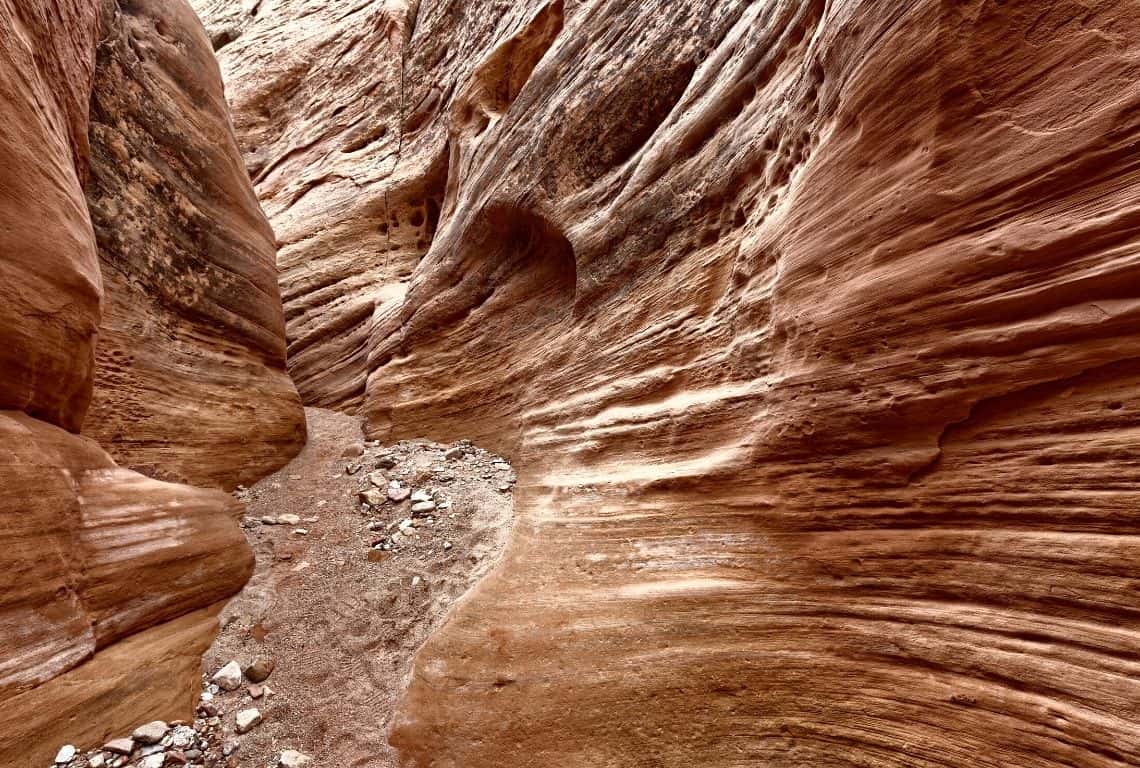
278, 750, 313, 768
234, 708, 263, 734
103, 738, 134, 755
131, 721, 169, 745
211, 661, 243, 691
54, 745, 77, 764
244, 656, 275, 683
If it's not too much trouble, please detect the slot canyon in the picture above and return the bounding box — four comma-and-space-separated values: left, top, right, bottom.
4, 0, 1140, 766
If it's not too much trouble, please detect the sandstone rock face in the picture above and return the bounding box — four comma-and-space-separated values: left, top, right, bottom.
0, 0, 298, 763
201, 0, 1140, 766
0, 0, 102, 431
83, 0, 305, 489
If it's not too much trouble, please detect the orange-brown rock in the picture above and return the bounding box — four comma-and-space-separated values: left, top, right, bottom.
0, 0, 298, 763
200, 0, 1140, 766
83, 0, 305, 489
0, 0, 101, 431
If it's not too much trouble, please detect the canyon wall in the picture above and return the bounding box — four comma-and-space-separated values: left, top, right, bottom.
201, 0, 1140, 766
0, 0, 302, 764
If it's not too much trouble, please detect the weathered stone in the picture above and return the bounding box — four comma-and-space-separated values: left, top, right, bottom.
132, 721, 169, 746
234, 708, 262, 734
103, 738, 134, 755
243, 657, 275, 683
54, 745, 77, 764
387, 486, 410, 503
277, 750, 312, 768
411, 500, 437, 515
211, 661, 243, 692
358, 488, 385, 507
277, 513, 301, 526
139, 752, 165, 768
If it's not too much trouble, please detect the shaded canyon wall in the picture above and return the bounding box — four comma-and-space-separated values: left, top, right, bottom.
0, 0, 304, 764
200, 0, 1140, 766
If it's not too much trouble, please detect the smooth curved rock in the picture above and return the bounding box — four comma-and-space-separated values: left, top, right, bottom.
0, 0, 101, 430
199, 0, 1140, 766
83, 0, 305, 489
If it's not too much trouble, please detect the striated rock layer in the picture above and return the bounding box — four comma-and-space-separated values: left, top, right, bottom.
0, 0, 300, 763
83, 0, 305, 489
201, 0, 1140, 766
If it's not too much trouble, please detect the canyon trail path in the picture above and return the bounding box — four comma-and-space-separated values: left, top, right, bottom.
203, 408, 515, 767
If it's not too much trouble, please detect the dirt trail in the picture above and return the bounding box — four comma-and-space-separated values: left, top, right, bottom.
201, 407, 515, 767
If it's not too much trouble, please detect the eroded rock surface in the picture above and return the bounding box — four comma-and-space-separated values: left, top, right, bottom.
83, 0, 305, 489
0, 0, 301, 763
198, 0, 1140, 766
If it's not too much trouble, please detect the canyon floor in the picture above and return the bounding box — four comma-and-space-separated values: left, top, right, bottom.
51, 408, 515, 768
208, 408, 516, 767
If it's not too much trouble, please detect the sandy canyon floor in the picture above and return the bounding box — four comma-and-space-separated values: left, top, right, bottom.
51, 408, 515, 768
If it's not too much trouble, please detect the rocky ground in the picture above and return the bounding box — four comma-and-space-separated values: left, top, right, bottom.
48, 408, 515, 767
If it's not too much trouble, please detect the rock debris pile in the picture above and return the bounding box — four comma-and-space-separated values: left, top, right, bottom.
347, 439, 516, 561
44, 408, 514, 768
47, 654, 309, 768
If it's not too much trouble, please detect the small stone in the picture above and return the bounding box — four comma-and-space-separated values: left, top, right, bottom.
169, 726, 196, 750
358, 488, 385, 506
132, 721, 169, 745
410, 489, 432, 503
54, 745, 77, 764
211, 661, 243, 691
184, 750, 202, 761
293, 528, 308, 535
277, 513, 301, 526
341, 442, 364, 458
443, 541, 453, 550
199, 691, 214, 702
248, 683, 264, 698
89, 754, 106, 768
375, 455, 398, 469
345, 461, 361, 474
260, 516, 277, 525
387, 486, 410, 502
411, 500, 436, 515
103, 738, 134, 755
497, 482, 512, 493
411, 575, 422, 588
140, 754, 165, 768
243, 656, 275, 683
165, 750, 188, 765
366, 470, 387, 487
492, 461, 511, 471
222, 738, 240, 757
278, 750, 313, 768
234, 708, 262, 734
140, 744, 165, 757
444, 446, 464, 460
398, 518, 415, 533
197, 701, 218, 717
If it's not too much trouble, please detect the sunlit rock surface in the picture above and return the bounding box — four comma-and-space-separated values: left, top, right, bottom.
200, 0, 1140, 765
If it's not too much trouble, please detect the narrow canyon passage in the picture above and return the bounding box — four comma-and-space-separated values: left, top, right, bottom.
202, 409, 515, 767
42, 409, 516, 768
7, 1, 1140, 767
